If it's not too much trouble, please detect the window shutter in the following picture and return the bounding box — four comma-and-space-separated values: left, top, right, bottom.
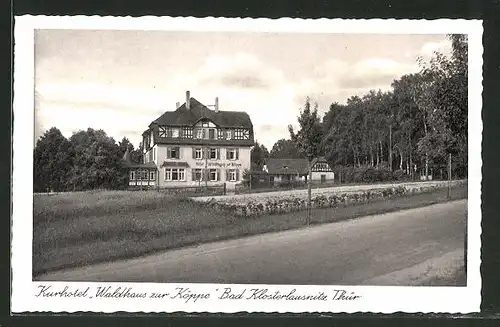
217, 169, 221, 181
217, 148, 220, 159
226, 169, 229, 181
167, 148, 171, 159
202, 169, 208, 181
176, 147, 181, 159
236, 169, 240, 181
192, 169, 196, 181
236, 148, 239, 160
203, 148, 206, 159
192, 147, 195, 159
226, 149, 229, 160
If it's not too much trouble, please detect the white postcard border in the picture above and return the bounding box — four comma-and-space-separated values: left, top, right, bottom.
12, 16, 483, 314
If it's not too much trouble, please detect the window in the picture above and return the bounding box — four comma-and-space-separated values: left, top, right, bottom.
227, 169, 238, 182
182, 127, 193, 139
137, 170, 147, 180
192, 168, 202, 181
225, 130, 232, 140
208, 128, 216, 139
129, 171, 136, 180
208, 148, 219, 160
209, 169, 218, 181
167, 147, 180, 159
171, 128, 180, 138
217, 129, 224, 139
234, 129, 249, 140
195, 128, 204, 139
165, 168, 185, 181
226, 148, 239, 160
194, 148, 203, 160
201, 120, 209, 127
149, 171, 156, 180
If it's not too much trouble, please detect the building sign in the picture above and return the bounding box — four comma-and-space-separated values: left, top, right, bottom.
194, 161, 242, 168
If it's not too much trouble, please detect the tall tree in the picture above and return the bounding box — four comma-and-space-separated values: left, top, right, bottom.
68, 128, 126, 190
34, 127, 73, 192
251, 141, 270, 170
269, 138, 302, 158
289, 98, 324, 224
118, 137, 134, 156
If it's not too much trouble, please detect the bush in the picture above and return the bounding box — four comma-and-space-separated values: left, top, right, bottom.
336, 166, 394, 184
393, 169, 410, 181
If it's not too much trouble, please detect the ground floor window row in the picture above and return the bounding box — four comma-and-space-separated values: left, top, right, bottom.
164, 168, 240, 182
129, 170, 156, 181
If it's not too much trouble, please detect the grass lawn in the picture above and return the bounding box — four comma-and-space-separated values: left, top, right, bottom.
33, 185, 467, 277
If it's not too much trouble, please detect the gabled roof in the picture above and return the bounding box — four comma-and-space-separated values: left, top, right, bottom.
265, 158, 309, 175
151, 98, 253, 129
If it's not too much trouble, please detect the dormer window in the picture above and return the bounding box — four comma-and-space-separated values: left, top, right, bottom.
283, 165, 289, 169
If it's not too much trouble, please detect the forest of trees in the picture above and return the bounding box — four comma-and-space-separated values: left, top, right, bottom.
34, 128, 142, 192
251, 35, 468, 182
34, 35, 467, 192
288, 34, 468, 182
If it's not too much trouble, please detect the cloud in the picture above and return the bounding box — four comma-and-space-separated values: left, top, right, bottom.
36, 83, 167, 113
419, 39, 452, 60
196, 53, 285, 90
293, 57, 419, 109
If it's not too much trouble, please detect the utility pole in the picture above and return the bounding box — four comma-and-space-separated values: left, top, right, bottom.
447, 153, 452, 199
306, 160, 312, 226
389, 124, 392, 171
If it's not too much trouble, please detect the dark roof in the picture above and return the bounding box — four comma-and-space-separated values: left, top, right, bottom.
121, 149, 157, 169
151, 98, 253, 129
266, 158, 309, 175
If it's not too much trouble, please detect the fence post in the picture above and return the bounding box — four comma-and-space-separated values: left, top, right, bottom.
307, 161, 312, 226
447, 153, 452, 199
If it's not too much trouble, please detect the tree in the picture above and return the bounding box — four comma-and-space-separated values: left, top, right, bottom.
34, 127, 73, 192
251, 141, 270, 170
289, 98, 324, 224
416, 34, 468, 177
269, 138, 302, 158
68, 128, 126, 190
118, 137, 134, 155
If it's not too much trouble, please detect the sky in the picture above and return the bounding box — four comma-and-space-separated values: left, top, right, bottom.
34, 30, 452, 150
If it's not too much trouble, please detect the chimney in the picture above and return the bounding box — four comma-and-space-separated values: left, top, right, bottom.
215, 97, 219, 112
186, 91, 191, 110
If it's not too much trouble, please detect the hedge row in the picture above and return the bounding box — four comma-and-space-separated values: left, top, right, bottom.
204, 183, 461, 217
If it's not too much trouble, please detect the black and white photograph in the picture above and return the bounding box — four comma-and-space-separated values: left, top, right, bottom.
11, 16, 483, 314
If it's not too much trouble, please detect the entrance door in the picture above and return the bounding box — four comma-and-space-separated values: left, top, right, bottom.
321, 174, 326, 183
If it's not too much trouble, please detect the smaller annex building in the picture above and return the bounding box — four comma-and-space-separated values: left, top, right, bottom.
263, 156, 335, 185
122, 148, 157, 188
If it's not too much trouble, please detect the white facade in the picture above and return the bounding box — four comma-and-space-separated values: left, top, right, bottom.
139, 91, 254, 188
144, 144, 251, 188
311, 160, 335, 183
